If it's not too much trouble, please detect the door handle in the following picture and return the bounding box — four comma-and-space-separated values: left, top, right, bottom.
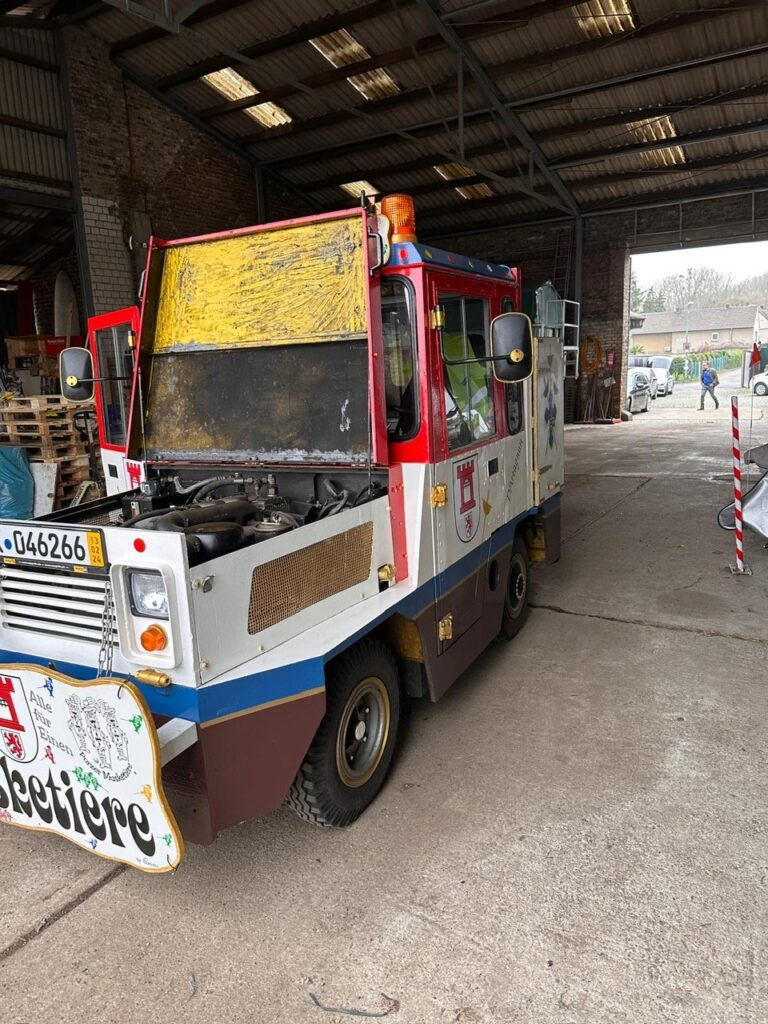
488, 457, 499, 476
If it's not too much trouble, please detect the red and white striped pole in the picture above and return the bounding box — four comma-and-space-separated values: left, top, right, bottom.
731, 396, 751, 575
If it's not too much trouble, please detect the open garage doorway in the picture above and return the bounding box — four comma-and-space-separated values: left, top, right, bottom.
627, 239, 768, 421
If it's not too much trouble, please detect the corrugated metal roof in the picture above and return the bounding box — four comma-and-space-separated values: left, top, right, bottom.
4, 0, 768, 236
0, 20, 74, 278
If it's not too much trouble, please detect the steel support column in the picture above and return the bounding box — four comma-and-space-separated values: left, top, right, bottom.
56, 27, 94, 318
573, 215, 583, 311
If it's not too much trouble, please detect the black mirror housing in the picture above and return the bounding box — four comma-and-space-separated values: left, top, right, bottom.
59, 347, 95, 403
491, 312, 534, 384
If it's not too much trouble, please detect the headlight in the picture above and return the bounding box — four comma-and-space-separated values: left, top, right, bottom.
128, 570, 169, 619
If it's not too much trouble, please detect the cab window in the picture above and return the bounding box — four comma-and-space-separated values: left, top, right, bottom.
441, 295, 495, 450
502, 296, 523, 436
381, 278, 418, 440
94, 323, 133, 447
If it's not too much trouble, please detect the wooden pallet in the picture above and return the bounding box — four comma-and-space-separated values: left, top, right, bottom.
0, 396, 92, 446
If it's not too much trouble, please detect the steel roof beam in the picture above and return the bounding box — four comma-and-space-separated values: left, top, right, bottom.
155, 0, 405, 91
0, 211, 64, 262
0, 45, 59, 73
299, 88, 768, 192
417, 148, 768, 224
209, 0, 753, 123
413, 0, 578, 215
197, 0, 583, 119
0, 113, 67, 139
424, 179, 768, 242
264, 37, 768, 171
112, 59, 321, 211
110, 0, 254, 55
0, 168, 70, 191
551, 117, 768, 170
0, 204, 71, 223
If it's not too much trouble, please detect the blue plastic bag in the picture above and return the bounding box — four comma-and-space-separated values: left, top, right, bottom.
0, 447, 34, 520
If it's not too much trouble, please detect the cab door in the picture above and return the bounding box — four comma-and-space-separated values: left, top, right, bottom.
88, 306, 144, 495
427, 274, 506, 655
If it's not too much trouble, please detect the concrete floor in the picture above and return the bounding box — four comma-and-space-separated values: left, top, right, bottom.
2, 410, 767, 1024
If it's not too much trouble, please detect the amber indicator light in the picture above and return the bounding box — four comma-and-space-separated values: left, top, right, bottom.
140, 624, 168, 652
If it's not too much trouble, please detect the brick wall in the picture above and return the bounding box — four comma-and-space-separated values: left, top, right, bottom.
60, 25, 312, 317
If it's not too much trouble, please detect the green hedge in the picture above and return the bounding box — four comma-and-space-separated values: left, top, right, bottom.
670, 349, 743, 381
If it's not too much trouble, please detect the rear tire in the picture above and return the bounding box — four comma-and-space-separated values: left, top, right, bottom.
287, 639, 401, 827
497, 535, 531, 641
755, 382, 768, 396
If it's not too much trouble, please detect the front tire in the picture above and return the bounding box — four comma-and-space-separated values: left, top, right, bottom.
497, 535, 531, 640
287, 639, 401, 827
755, 382, 768, 396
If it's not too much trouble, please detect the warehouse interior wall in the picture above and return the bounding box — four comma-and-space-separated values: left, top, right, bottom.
56, 25, 313, 319
434, 189, 768, 421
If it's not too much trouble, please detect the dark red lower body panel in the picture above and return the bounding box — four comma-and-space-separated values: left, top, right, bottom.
161, 690, 326, 845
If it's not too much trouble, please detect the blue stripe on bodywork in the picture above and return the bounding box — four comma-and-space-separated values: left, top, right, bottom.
0, 501, 554, 724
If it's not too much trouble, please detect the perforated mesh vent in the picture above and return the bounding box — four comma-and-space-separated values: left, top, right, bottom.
247, 523, 374, 635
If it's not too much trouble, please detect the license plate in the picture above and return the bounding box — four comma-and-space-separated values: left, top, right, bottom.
0, 526, 106, 572
0, 665, 184, 873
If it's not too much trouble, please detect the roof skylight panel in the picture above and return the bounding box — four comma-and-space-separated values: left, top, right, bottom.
202, 67, 292, 128
434, 162, 494, 200
309, 29, 400, 101
575, 0, 635, 40
339, 180, 380, 198
627, 115, 686, 167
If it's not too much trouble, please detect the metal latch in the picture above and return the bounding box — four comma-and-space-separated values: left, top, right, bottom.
438, 613, 453, 642
431, 483, 448, 508
430, 305, 446, 330
378, 563, 396, 583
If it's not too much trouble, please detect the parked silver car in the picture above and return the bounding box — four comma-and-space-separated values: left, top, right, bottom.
650, 357, 675, 396
652, 366, 675, 396
627, 368, 652, 413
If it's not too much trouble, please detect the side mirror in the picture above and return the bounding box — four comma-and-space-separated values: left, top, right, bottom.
59, 348, 95, 403
491, 312, 534, 384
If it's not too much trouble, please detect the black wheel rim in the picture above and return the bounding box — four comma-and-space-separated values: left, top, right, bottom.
505, 552, 528, 621
335, 677, 390, 789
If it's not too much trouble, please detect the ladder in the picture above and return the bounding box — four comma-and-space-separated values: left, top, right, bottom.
551, 224, 574, 298
534, 282, 581, 379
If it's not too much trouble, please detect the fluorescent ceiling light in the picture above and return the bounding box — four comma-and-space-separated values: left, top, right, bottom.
339, 180, 380, 198
575, 0, 635, 40
627, 115, 686, 167
202, 67, 292, 128
434, 162, 493, 200
310, 29, 400, 101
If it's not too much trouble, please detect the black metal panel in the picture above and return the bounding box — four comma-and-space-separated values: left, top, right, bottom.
144, 341, 371, 465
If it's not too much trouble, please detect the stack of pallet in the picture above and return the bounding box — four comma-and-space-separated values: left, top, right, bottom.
0, 395, 95, 508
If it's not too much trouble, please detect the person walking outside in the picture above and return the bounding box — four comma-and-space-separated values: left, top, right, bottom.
699, 361, 720, 410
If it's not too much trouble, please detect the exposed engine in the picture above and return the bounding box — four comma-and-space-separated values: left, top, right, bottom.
113, 470, 387, 566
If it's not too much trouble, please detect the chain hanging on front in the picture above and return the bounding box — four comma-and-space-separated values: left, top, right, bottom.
97, 578, 116, 678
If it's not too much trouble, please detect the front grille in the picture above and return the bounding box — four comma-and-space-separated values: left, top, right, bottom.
0, 565, 117, 646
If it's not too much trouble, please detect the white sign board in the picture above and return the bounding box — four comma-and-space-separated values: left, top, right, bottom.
0, 666, 183, 872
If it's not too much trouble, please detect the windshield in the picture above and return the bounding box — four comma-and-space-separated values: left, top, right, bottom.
139, 214, 374, 464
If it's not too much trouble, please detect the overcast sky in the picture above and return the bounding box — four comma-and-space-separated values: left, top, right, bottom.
632, 240, 768, 289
